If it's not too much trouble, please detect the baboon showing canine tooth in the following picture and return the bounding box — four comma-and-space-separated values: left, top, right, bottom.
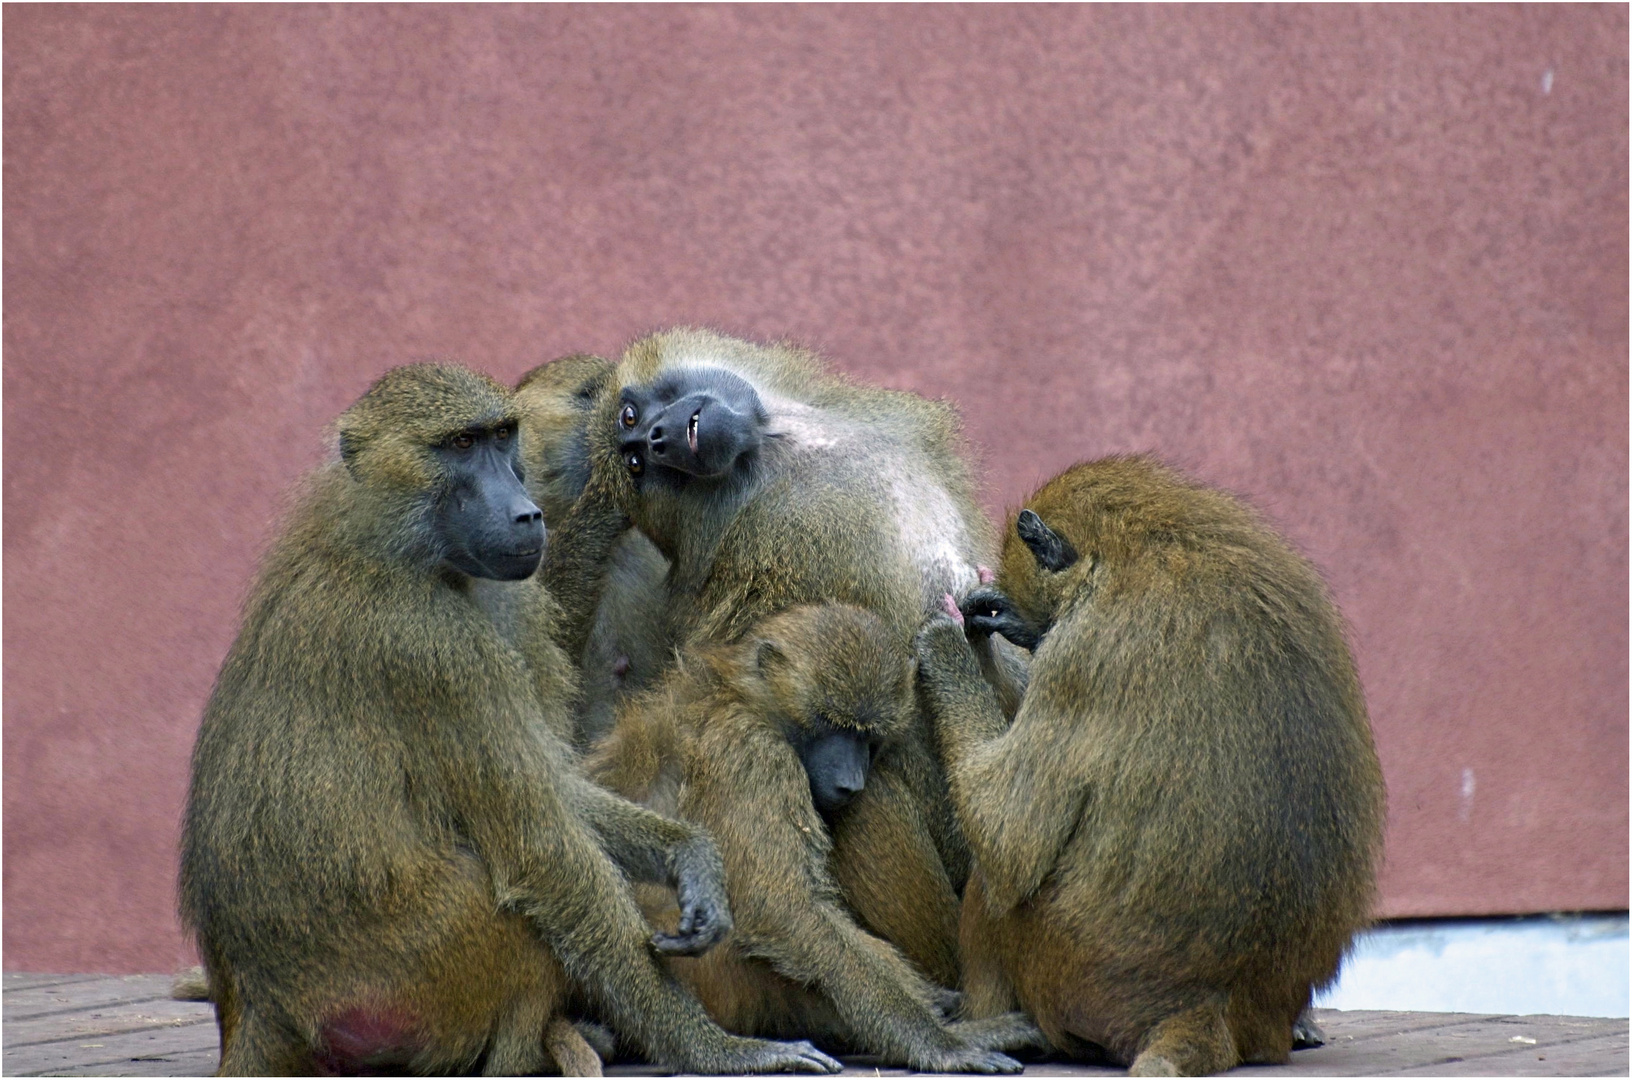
585, 328, 1000, 985
179, 363, 841, 1077
915, 455, 1385, 1077
589, 603, 1041, 1074
515, 353, 672, 749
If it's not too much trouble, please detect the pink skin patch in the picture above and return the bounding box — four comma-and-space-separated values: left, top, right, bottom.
612, 654, 631, 680
316, 1007, 424, 1076
942, 593, 965, 628
977, 565, 995, 585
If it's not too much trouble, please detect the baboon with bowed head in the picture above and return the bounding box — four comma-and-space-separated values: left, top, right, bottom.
589, 603, 1040, 1074
180, 364, 840, 1077
514, 353, 672, 748
914, 455, 1386, 1077
586, 328, 1007, 983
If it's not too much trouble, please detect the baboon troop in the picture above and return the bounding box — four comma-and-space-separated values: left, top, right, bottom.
182, 338, 1386, 1077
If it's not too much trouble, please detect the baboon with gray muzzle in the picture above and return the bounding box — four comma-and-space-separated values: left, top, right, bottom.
179, 364, 840, 1077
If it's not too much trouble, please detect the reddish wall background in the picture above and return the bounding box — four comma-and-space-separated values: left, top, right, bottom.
5, 5, 1626, 972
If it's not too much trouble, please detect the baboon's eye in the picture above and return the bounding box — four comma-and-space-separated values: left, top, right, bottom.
452, 433, 475, 450
625, 450, 645, 476
494, 425, 511, 442
620, 403, 639, 428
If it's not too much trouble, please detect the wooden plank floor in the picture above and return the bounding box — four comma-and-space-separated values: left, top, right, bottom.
4, 973, 1625, 1076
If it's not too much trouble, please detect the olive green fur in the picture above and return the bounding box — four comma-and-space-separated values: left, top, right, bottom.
516, 354, 673, 749
589, 327, 997, 645
915, 454, 1386, 1076
588, 604, 1041, 1073
179, 363, 838, 1077
584, 328, 1000, 987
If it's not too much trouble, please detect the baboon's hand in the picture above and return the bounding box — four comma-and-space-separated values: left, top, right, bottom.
960, 587, 1042, 652
915, 609, 976, 669
704, 1037, 843, 1074
1292, 1008, 1327, 1050
653, 841, 733, 956
949, 1012, 1050, 1053
928, 984, 965, 1019
910, 1047, 1025, 1075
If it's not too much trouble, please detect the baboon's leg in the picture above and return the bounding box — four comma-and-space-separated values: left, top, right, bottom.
1228, 993, 1297, 1065
956, 874, 1019, 1020
216, 1005, 312, 1076
482, 991, 550, 1076
543, 1016, 605, 1077
209, 977, 239, 1057
1128, 1001, 1238, 1077
519, 825, 830, 1074
1291, 1007, 1325, 1050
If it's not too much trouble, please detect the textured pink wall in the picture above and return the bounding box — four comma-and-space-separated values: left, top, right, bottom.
5, 5, 1626, 972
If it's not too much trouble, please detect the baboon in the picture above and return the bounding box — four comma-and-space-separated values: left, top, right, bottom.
589, 603, 1040, 1074
584, 328, 1001, 983
515, 354, 672, 748
179, 364, 840, 1077
914, 455, 1386, 1077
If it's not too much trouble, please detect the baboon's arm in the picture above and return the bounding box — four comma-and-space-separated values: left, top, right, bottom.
567, 771, 701, 878
424, 698, 837, 1074
970, 634, 1030, 721
562, 769, 733, 957
581, 692, 678, 806
914, 616, 1012, 761
411, 665, 729, 962
539, 470, 630, 662
759, 900, 975, 1064
687, 727, 973, 1065
914, 616, 1089, 916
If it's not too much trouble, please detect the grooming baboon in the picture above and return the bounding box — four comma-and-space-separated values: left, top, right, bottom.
584, 328, 1001, 982
515, 354, 672, 748
589, 603, 1040, 1074
914, 455, 1386, 1077
179, 364, 840, 1077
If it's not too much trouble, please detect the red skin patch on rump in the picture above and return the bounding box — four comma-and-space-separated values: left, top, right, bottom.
316, 1006, 425, 1076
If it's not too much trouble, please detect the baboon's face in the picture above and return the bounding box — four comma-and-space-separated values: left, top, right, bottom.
792, 718, 882, 819
781, 661, 908, 820
615, 367, 767, 484
430, 421, 546, 581
746, 604, 909, 820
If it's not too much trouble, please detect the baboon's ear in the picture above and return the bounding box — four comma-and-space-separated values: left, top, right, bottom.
1017, 509, 1079, 573
754, 639, 789, 680
338, 431, 363, 475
